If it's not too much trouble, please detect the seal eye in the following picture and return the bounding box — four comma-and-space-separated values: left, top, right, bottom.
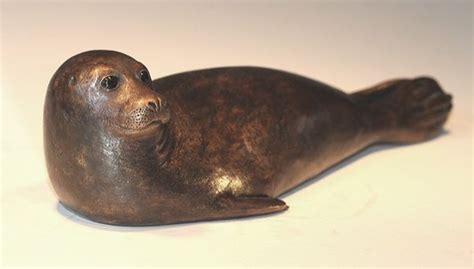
101, 75, 119, 91
138, 70, 151, 82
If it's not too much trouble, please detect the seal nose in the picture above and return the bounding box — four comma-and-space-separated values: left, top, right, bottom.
145, 98, 161, 112
140, 93, 165, 113
147, 101, 158, 111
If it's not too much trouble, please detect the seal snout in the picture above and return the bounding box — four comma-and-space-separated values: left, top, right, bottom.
119, 95, 170, 131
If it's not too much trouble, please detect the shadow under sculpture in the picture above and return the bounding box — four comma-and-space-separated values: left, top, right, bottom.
43, 50, 453, 225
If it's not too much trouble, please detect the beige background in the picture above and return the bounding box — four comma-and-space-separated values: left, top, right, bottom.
1, 0, 472, 267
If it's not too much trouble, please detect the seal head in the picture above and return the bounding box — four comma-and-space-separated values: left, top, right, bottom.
54, 50, 169, 136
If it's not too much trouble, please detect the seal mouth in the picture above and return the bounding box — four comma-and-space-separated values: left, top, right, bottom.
111, 121, 160, 139
121, 119, 161, 131
114, 108, 171, 136
115, 116, 167, 135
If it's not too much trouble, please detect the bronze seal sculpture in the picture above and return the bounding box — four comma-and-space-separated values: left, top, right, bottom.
44, 50, 452, 225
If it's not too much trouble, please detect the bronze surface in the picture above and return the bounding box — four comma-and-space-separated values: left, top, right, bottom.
44, 50, 452, 225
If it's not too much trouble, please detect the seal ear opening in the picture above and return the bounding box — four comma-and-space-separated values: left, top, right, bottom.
68, 76, 76, 87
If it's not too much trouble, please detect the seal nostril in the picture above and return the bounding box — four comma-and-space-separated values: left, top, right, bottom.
148, 101, 158, 110
161, 99, 167, 108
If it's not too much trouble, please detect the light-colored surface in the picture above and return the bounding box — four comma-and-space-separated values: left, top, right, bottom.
1, 0, 472, 267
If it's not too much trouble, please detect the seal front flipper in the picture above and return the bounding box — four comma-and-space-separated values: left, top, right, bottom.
212, 195, 288, 220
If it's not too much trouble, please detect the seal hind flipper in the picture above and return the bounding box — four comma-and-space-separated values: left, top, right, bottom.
213, 195, 288, 220
352, 77, 453, 144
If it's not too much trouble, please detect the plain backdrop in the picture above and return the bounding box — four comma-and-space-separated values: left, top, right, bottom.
1, 0, 472, 268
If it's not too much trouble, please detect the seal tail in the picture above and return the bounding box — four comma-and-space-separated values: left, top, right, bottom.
352, 77, 453, 144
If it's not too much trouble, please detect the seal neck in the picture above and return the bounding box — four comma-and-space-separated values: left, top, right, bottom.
154, 123, 174, 167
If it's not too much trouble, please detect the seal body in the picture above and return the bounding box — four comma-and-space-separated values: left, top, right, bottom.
44, 51, 452, 225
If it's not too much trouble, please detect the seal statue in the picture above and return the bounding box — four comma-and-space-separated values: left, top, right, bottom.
44, 50, 453, 225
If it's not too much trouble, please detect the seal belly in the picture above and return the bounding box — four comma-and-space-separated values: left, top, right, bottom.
153, 67, 372, 197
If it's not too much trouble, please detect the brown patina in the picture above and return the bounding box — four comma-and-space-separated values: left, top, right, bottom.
44, 50, 452, 225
